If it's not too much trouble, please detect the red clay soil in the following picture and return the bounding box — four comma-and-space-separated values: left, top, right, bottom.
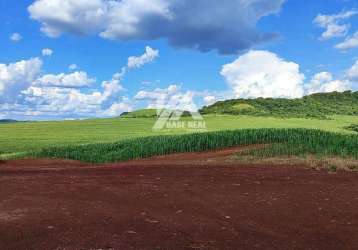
1, 148, 358, 250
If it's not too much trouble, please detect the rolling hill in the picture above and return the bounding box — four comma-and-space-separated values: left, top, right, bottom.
200, 91, 358, 118
0, 119, 17, 124
121, 109, 192, 118
120, 109, 158, 118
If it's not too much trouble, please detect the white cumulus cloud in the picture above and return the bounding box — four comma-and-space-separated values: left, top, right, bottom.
118, 46, 159, 77
347, 60, 358, 82
221, 50, 305, 99
335, 31, 358, 50
314, 10, 358, 40
100, 73, 125, 101
0, 58, 43, 101
127, 46, 159, 69
135, 84, 197, 111
10, 33, 23, 42
103, 98, 133, 116
306, 72, 351, 94
35, 71, 96, 88
203, 95, 217, 106
42, 48, 53, 56
28, 0, 109, 37
68, 64, 78, 71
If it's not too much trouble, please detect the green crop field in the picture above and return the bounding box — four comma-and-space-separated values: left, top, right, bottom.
31, 128, 358, 163
0, 114, 357, 159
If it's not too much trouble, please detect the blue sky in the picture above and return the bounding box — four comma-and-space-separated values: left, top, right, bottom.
1, 0, 358, 120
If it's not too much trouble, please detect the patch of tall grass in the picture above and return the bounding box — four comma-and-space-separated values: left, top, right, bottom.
29, 128, 358, 163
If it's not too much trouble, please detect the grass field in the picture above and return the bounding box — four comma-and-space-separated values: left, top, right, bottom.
0, 114, 357, 159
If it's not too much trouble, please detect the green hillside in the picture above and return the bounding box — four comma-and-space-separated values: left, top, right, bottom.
200, 91, 358, 118
121, 109, 192, 118
0, 119, 17, 123
121, 109, 158, 118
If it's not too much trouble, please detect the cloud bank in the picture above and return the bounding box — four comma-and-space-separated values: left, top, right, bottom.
221, 50, 354, 99
307, 72, 351, 94
28, 0, 285, 54
0, 46, 159, 119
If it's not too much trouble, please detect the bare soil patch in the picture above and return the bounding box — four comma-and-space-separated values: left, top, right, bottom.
1, 147, 358, 250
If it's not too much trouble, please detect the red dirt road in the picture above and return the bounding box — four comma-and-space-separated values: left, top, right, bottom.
1, 149, 358, 250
